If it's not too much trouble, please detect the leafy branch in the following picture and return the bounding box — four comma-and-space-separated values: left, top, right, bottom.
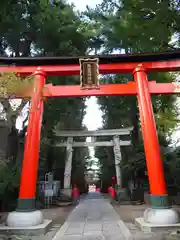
0, 72, 33, 99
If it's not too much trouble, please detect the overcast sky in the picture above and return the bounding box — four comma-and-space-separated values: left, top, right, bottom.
68, 0, 102, 11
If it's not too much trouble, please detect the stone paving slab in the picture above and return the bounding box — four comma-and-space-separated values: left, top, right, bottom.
52, 193, 131, 240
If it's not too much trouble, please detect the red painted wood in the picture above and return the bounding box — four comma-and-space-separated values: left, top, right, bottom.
41, 82, 180, 98
19, 70, 46, 199
133, 66, 167, 196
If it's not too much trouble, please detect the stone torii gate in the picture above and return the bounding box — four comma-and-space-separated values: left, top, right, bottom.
55, 128, 133, 196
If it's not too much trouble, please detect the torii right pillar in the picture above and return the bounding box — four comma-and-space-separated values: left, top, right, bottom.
133, 65, 179, 225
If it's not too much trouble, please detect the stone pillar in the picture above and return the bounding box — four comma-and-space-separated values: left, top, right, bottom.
6, 69, 46, 227
62, 137, 73, 197
113, 135, 122, 186
133, 65, 179, 224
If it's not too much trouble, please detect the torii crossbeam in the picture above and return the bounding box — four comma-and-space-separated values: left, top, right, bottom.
5, 50, 180, 228
1, 51, 180, 98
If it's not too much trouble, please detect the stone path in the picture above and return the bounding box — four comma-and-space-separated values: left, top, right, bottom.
52, 192, 131, 240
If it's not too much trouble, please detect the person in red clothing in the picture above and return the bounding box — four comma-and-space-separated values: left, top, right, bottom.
72, 184, 80, 205
96, 188, 100, 192
111, 176, 117, 200
111, 185, 115, 200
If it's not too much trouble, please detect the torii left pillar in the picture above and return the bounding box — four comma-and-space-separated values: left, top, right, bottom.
6, 69, 46, 227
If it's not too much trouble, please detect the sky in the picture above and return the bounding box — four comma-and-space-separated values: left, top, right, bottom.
83, 97, 102, 131
83, 97, 103, 159
68, 0, 102, 11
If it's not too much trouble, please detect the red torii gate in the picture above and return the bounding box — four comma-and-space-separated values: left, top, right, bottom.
4, 51, 180, 227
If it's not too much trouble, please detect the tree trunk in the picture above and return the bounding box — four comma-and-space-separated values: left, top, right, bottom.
0, 122, 11, 161
46, 136, 54, 172
131, 99, 140, 146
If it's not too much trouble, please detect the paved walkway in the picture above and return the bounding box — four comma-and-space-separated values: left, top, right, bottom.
52, 192, 131, 240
